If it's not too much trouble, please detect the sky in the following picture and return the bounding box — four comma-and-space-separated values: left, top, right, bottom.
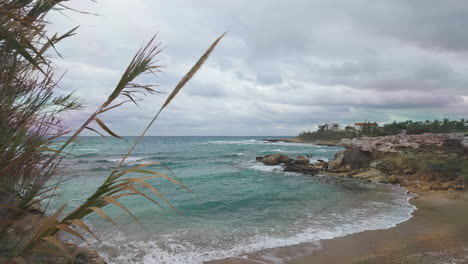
48, 0, 468, 136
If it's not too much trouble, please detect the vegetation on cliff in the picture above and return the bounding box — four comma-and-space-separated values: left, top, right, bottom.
297, 118, 467, 142
297, 130, 358, 142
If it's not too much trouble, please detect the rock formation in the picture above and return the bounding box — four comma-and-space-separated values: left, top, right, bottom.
257, 133, 467, 192
257, 154, 293, 165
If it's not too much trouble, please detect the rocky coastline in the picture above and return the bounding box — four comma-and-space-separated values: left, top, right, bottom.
205, 133, 468, 264
258, 133, 467, 192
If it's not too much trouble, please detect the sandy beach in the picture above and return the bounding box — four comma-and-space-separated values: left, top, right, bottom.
206, 188, 468, 264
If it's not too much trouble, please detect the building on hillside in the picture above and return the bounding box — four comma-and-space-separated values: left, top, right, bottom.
354, 122, 378, 131
318, 123, 340, 131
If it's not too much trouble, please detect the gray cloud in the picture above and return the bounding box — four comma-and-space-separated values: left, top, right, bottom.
48, 0, 468, 136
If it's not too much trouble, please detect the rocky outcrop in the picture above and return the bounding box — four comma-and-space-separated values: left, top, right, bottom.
294, 156, 310, 165
341, 133, 466, 153
333, 133, 467, 192
256, 133, 466, 192
257, 154, 324, 175
327, 152, 344, 171
258, 154, 293, 165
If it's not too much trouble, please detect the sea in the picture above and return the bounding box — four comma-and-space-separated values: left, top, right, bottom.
48, 136, 416, 264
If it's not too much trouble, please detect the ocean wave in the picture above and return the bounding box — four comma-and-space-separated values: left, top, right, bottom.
259, 149, 300, 153
248, 164, 284, 173
207, 139, 263, 145
207, 139, 340, 149
74, 152, 100, 158
95, 157, 150, 166
97, 186, 416, 264
309, 158, 329, 163
77, 148, 99, 152
220, 153, 244, 158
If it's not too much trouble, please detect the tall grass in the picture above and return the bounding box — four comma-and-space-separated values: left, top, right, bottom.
0, 0, 81, 225
0, 1, 224, 262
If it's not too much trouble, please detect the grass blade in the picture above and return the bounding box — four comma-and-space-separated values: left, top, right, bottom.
88, 207, 117, 226
94, 117, 123, 139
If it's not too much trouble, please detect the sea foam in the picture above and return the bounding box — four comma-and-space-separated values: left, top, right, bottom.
98, 185, 416, 264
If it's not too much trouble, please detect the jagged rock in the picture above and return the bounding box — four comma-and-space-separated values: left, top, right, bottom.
344, 164, 352, 172
341, 147, 372, 169
374, 159, 399, 174
284, 163, 319, 175
442, 139, 467, 155
341, 133, 466, 153
295, 156, 310, 165
352, 168, 388, 182
328, 151, 344, 171
255, 156, 263, 161
261, 154, 292, 165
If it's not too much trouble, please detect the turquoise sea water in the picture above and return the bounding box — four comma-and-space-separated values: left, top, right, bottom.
49, 136, 416, 264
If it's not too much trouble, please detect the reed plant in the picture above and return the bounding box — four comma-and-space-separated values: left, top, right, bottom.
0, 1, 224, 263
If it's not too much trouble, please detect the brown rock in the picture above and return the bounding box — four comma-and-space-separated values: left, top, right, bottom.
328, 152, 344, 171
295, 156, 310, 165
421, 185, 431, 192
388, 175, 399, 184
344, 164, 352, 172
261, 154, 292, 165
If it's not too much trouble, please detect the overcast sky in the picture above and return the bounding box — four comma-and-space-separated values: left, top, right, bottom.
49, 0, 468, 136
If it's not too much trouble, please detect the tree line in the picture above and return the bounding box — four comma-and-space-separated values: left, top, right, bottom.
298, 118, 467, 140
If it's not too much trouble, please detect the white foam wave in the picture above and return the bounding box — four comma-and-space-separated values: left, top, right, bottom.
208, 139, 261, 145
104, 157, 149, 165
309, 158, 329, 163
249, 164, 283, 172
77, 148, 99, 151
99, 186, 416, 264
207, 139, 330, 148
260, 149, 299, 153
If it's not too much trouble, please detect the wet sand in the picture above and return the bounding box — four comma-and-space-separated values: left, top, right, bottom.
205, 189, 468, 264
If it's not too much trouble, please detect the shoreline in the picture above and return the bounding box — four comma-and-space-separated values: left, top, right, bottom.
204, 135, 468, 264
205, 188, 468, 264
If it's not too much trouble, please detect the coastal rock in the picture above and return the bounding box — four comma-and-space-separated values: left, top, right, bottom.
341, 133, 466, 153
284, 163, 319, 175
388, 175, 399, 184
352, 168, 388, 182
344, 164, 352, 172
260, 154, 292, 165
328, 151, 344, 171
442, 138, 467, 155
341, 147, 373, 170
294, 156, 310, 165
